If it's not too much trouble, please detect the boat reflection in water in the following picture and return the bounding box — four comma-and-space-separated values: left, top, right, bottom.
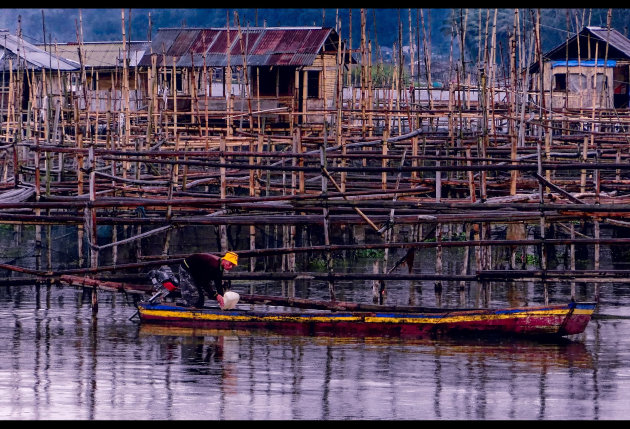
136, 322, 598, 418
138, 323, 595, 371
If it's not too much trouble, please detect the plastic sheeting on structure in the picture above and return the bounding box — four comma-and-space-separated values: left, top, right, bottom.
551, 59, 617, 68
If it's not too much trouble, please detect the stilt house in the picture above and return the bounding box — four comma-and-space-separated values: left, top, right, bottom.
137, 26, 352, 131
46, 41, 151, 112
529, 26, 630, 109
0, 29, 78, 124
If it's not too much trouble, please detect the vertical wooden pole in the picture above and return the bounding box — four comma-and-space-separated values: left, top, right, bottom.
220, 133, 228, 252
249, 135, 257, 273
88, 143, 98, 314
411, 135, 418, 181
226, 14, 233, 137
435, 149, 441, 202
570, 222, 576, 300
320, 130, 335, 302
460, 223, 470, 290
466, 147, 476, 203
34, 137, 42, 272
435, 222, 443, 293
581, 136, 588, 193
382, 129, 388, 191
509, 33, 518, 196
296, 129, 304, 194
77, 133, 84, 268
172, 56, 178, 143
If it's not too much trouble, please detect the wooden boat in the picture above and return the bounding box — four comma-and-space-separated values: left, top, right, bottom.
136, 294, 597, 338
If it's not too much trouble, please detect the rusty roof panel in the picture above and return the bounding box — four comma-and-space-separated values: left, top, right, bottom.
151, 29, 181, 55
229, 30, 263, 56
253, 29, 287, 53
206, 30, 234, 54
275, 31, 304, 52
166, 30, 200, 58
189, 29, 221, 54
271, 53, 298, 66
138, 29, 180, 66
298, 29, 329, 53
141, 27, 339, 68
288, 53, 318, 66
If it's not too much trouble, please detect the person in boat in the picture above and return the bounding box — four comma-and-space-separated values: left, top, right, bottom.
178, 251, 239, 309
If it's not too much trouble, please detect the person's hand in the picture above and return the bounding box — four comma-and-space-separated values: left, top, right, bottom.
216, 294, 225, 309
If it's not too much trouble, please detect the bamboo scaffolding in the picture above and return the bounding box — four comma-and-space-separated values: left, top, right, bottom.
2, 10, 630, 312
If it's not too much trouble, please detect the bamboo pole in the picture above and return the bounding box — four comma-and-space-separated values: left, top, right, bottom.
320, 131, 335, 302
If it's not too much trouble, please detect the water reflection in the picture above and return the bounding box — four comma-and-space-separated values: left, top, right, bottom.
134, 324, 600, 420
1, 273, 630, 418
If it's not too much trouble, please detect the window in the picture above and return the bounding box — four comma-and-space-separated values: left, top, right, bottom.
196, 67, 214, 94
553, 73, 566, 91
256, 67, 277, 96
197, 68, 224, 97
593, 73, 607, 92
86, 75, 97, 90
256, 67, 295, 97
567, 73, 587, 93
0, 72, 10, 91
307, 70, 320, 99
160, 71, 183, 94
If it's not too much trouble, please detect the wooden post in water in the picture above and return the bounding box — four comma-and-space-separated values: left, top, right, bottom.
460, 223, 470, 291
570, 222, 576, 300
435, 222, 443, 293
320, 124, 335, 302
76, 134, 85, 268
435, 148, 441, 202
466, 147, 475, 202
162, 133, 179, 257
219, 133, 228, 252
594, 218, 600, 301
88, 142, 98, 314
34, 137, 42, 272
249, 136, 257, 273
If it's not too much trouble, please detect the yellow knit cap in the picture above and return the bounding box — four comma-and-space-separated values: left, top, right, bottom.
223, 251, 238, 266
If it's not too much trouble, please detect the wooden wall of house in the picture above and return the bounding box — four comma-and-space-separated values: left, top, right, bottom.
310, 53, 340, 108
88, 71, 141, 92
534, 62, 616, 109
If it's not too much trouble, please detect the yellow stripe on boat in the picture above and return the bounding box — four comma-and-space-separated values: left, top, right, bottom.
141, 308, 364, 323
365, 308, 571, 324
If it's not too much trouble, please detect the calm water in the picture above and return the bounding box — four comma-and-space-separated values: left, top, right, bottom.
1, 224, 630, 420
1, 277, 629, 420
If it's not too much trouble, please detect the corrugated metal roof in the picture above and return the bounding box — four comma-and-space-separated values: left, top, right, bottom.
0, 30, 78, 71
149, 29, 181, 65
45, 41, 150, 68
189, 29, 221, 54
166, 30, 199, 58
544, 26, 630, 61
586, 26, 630, 58
139, 27, 340, 68
229, 29, 264, 56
